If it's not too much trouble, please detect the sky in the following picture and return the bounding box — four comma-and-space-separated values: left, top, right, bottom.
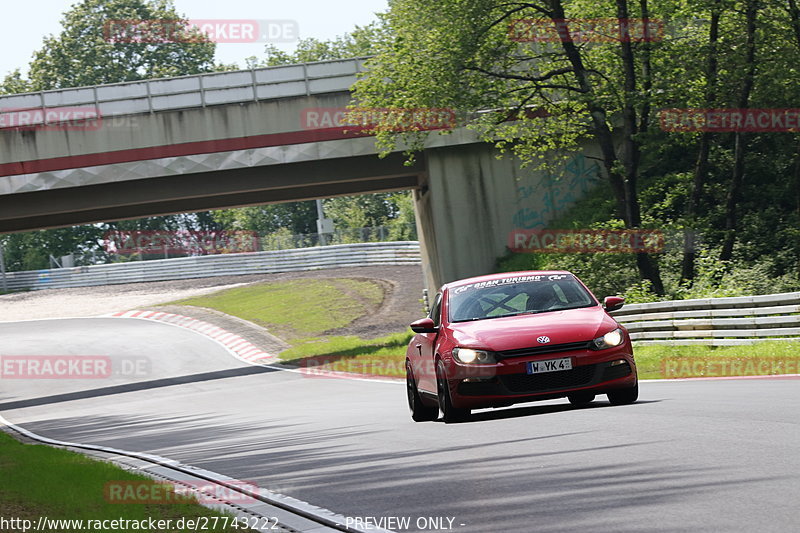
1, 0, 389, 78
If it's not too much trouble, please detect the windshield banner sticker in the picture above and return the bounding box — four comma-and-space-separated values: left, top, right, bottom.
453, 274, 569, 294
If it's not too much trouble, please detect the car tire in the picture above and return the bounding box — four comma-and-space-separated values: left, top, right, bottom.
436, 361, 470, 423
406, 362, 438, 422
567, 392, 595, 406
607, 383, 639, 405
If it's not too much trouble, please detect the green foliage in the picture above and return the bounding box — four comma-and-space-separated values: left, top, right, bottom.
27, 0, 215, 90
323, 193, 397, 229
1, 227, 106, 271
0, 70, 31, 94
254, 21, 388, 66
210, 202, 317, 235
386, 192, 418, 240
355, 0, 800, 298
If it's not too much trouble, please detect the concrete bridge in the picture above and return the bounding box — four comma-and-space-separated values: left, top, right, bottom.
0, 58, 601, 290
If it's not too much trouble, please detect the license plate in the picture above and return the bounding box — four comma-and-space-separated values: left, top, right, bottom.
527, 357, 573, 374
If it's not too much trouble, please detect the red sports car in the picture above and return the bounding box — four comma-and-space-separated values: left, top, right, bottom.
406, 271, 638, 422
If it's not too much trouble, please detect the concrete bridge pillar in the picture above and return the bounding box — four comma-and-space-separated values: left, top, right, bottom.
413, 143, 602, 292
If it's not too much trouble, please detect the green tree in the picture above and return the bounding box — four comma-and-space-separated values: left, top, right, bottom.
211, 202, 318, 235
0, 70, 31, 95
27, 0, 215, 90
352, 0, 722, 293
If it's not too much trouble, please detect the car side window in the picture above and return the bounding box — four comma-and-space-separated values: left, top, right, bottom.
429, 293, 443, 327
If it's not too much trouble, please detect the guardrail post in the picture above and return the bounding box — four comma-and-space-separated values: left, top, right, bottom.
251, 67, 258, 102
146, 79, 153, 113
199, 75, 206, 107
39, 91, 47, 127
0, 242, 7, 292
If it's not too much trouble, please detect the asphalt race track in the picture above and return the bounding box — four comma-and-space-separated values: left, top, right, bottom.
2, 318, 800, 532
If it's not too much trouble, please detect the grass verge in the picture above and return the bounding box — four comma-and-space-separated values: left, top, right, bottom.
0, 431, 253, 532
171, 278, 382, 340
169, 278, 411, 378
635, 341, 800, 380
278, 331, 412, 378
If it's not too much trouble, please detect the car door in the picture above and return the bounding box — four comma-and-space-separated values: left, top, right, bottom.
413, 292, 441, 394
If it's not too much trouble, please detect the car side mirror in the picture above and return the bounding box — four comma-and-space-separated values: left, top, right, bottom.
410, 317, 438, 333
603, 296, 625, 312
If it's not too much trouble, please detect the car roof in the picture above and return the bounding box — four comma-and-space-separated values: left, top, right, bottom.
441, 270, 574, 291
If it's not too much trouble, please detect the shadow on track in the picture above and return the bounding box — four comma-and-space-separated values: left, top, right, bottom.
0, 365, 280, 411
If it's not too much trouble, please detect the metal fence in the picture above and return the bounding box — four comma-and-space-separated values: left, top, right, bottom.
612, 292, 800, 345
1, 241, 421, 291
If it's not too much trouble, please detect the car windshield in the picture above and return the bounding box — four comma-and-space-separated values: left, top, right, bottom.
448, 274, 595, 322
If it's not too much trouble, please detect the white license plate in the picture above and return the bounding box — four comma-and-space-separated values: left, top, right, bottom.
527, 357, 573, 374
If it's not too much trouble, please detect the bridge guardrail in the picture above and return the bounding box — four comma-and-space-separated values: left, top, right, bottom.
0, 57, 369, 126
1, 241, 420, 292
612, 292, 800, 346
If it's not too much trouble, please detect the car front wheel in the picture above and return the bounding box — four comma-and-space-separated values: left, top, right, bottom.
436, 361, 470, 423
607, 384, 639, 405
407, 362, 438, 422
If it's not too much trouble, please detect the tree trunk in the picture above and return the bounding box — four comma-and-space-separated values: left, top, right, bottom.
793, 142, 800, 218
550, 0, 664, 294
616, 0, 664, 294
681, 1, 720, 282
638, 0, 652, 134
785, 0, 800, 219
720, 0, 757, 262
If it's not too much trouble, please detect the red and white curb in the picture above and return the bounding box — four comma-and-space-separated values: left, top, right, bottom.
108, 310, 277, 364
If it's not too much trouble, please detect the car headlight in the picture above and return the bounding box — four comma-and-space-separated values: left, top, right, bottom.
592, 328, 624, 350
453, 347, 497, 364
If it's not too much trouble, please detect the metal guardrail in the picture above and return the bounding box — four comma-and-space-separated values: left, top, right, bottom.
0, 57, 367, 127
2, 241, 420, 291
612, 292, 800, 346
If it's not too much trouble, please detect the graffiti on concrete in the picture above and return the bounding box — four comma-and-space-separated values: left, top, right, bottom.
512, 155, 600, 229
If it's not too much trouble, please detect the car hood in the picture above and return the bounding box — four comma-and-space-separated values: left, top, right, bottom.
448, 306, 617, 352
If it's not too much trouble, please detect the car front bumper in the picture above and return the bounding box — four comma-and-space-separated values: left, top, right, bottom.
445, 346, 637, 409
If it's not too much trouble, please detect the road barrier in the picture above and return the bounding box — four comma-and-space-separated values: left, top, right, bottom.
1, 241, 421, 291
612, 292, 800, 346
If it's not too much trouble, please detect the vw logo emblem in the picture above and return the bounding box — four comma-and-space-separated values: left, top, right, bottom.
537, 336, 550, 344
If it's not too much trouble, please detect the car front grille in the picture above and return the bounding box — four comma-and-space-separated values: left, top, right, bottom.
499, 364, 597, 393
496, 341, 592, 359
